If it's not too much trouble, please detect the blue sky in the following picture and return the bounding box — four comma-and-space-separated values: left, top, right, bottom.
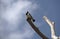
0, 0, 60, 39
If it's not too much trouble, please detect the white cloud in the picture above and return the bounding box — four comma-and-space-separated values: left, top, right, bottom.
1, 1, 31, 24
5, 29, 33, 39
0, 0, 38, 39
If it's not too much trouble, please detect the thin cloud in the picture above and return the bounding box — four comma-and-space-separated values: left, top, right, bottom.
0, 0, 38, 39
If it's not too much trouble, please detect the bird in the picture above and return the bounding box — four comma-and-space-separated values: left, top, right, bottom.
26, 11, 35, 22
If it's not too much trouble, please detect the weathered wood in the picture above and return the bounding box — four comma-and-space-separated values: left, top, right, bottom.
27, 18, 48, 39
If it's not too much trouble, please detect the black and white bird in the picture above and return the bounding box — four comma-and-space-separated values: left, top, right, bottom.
26, 11, 35, 22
